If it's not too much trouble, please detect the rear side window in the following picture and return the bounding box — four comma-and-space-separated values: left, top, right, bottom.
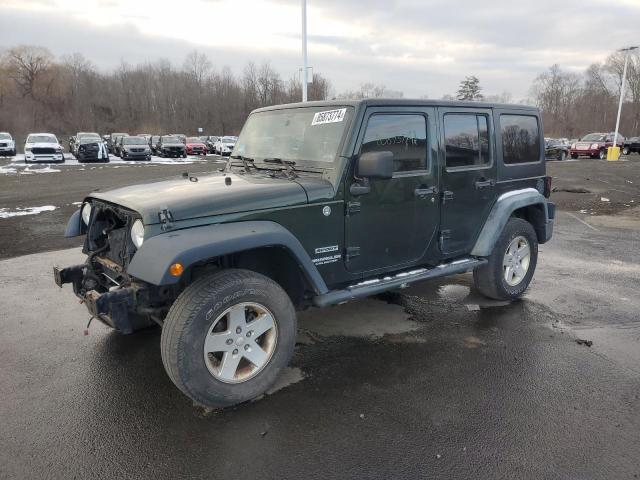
444, 114, 490, 169
361, 114, 427, 173
500, 115, 540, 164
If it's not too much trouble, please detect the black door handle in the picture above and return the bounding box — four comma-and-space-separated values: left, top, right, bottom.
414, 186, 437, 197
475, 179, 495, 189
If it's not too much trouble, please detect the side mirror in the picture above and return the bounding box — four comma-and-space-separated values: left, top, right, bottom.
357, 151, 394, 179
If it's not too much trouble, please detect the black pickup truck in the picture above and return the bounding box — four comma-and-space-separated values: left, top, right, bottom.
55, 99, 554, 408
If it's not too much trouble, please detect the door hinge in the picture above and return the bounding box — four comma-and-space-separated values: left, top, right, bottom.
441, 190, 454, 204
345, 246, 361, 260
346, 201, 361, 215
439, 230, 451, 249
158, 207, 174, 231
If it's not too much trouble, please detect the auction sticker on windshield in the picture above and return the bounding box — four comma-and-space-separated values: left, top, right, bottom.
311, 108, 347, 126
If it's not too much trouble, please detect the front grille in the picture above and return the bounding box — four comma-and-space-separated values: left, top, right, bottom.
32, 147, 56, 154
131, 148, 144, 153
0, 143, 6, 147
576, 142, 592, 149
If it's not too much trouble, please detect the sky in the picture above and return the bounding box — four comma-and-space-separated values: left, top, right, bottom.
0, 0, 638, 100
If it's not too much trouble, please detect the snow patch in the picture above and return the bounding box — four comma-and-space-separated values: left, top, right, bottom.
0, 205, 58, 219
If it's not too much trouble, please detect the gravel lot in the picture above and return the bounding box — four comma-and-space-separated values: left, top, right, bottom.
1, 154, 639, 479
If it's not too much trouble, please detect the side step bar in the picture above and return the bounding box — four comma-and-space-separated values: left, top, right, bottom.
312, 257, 487, 308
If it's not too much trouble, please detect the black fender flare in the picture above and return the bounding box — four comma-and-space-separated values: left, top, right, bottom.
471, 188, 554, 257
127, 220, 329, 294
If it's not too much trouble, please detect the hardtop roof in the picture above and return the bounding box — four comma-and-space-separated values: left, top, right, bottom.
253, 98, 538, 114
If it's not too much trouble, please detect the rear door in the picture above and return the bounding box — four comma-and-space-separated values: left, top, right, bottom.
345, 107, 439, 273
438, 107, 497, 256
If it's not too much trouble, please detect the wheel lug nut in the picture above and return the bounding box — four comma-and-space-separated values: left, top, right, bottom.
244, 344, 249, 351
236, 327, 242, 334
246, 331, 252, 337
226, 339, 233, 345
232, 349, 238, 355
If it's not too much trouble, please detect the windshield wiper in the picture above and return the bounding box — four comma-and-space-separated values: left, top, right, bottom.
262, 157, 298, 178
226, 154, 255, 172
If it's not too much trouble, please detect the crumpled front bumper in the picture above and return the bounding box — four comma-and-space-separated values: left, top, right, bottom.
54, 264, 142, 334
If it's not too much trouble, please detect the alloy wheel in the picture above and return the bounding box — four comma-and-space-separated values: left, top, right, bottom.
203, 302, 278, 384
503, 236, 531, 287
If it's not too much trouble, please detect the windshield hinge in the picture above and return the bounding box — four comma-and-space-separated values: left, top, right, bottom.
345, 246, 361, 260
158, 207, 174, 231
346, 201, 361, 216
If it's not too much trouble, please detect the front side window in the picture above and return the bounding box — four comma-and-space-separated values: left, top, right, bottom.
500, 115, 540, 164
444, 114, 490, 169
360, 114, 427, 173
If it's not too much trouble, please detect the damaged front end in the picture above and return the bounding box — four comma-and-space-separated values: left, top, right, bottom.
54, 201, 175, 334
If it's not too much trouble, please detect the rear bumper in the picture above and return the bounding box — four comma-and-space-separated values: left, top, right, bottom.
54, 264, 142, 334
539, 201, 555, 243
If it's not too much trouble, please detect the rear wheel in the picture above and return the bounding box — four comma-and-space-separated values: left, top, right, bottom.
161, 269, 297, 408
622, 146, 630, 155
473, 217, 538, 300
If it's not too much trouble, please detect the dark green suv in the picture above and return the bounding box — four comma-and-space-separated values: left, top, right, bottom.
54, 100, 555, 408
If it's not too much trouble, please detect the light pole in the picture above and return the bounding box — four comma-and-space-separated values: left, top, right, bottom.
301, 0, 308, 102
610, 45, 638, 160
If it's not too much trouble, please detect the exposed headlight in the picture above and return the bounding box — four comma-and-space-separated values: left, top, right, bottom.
591, 143, 599, 149
81, 203, 92, 225
131, 219, 144, 248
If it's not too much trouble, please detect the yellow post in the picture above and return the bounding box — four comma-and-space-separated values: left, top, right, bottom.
607, 146, 620, 161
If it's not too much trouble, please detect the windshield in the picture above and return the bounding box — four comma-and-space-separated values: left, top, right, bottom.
162, 136, 180, 143
581, 133, 606, 141
0, 133, 11, 140
233, 107, 353, 164
187, 137, 201, 143
123, 137, 147, 145
27, 134, 57, 143
222, 136, 237, 143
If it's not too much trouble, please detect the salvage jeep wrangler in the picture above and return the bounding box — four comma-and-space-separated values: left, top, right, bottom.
55, 100, 555, 408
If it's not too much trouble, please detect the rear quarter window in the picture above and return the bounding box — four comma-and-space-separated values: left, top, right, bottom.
500, 114, 541, 165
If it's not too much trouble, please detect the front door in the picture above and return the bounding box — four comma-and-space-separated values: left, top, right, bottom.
345, 107, 439, 274
438, 107, 497, 256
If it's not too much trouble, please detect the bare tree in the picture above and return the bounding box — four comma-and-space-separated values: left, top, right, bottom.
3, 45, 53, 99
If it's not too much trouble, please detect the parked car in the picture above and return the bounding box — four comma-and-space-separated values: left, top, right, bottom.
24, 133, 64, 163
185, 137, 207, 156
113, 134, 129, 157
214, 135, 238, 155
622, 137, 640, 155
120, 136, 152, 161
545, 138, 569, 161
57, 99, 555, 408
171, 134, 186, 144
0, 132, 17, 156
107, 133, 128, 154
70, 132, 101, 156
75, 133, 109, 163
204, 136, 220, 153
570, 132, 625, 159
156, 135, 187, 158
149, 135, 161, 155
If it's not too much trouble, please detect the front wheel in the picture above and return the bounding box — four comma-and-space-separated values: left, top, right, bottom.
161, 269, 297, 408
599, 148, 606, 160
473, 217, 538, 300
558, 151, 566, 161
622, 146, 630, 155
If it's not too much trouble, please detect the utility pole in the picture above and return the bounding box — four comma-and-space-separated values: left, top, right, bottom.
610, 45, 638, 160
301, 0, 308, 102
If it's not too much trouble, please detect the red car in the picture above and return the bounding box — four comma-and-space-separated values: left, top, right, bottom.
570, 132, 625, 160
185, 137, 208, 156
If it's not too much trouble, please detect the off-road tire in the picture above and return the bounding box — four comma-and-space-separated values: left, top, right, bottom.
473, 217, 538, 300
161, 269, 297, 408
